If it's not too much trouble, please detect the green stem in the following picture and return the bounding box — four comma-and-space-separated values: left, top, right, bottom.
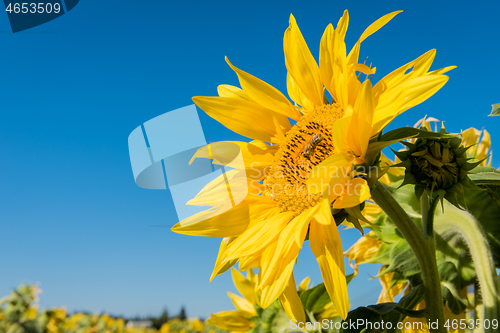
421, 192, 431, 237
371, 181, 446, 333
421, 192, 439, 239
434, 206, 499, 333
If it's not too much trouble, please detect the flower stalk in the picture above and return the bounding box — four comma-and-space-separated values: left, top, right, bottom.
434, 206, 499, 333
371, 181, 447, 333
421, 192, 431, 238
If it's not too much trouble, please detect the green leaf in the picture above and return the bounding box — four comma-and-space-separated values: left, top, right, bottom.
260, 301, 280, 325
305, 284, 328, 313
438, 261, 468, 315
462, 186, 500, 263
252, 301, 301, 333
382, 239, 421, 277
300, 276, 354, 314
341, 285, 425, 333
469, 171, 500, 186
340, 304, 396, 333
489, 103, 500, 116
380, 127, 459, 143
469, 166, 499, 174
398, 285, 425, 313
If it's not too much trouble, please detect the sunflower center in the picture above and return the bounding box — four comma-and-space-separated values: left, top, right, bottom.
264, 103, 344, 213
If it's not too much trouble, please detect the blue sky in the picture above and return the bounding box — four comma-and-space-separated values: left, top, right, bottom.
0, 0, 499, 319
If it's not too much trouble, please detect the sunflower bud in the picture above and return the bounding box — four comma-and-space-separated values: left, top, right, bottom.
394, 125, 482, 209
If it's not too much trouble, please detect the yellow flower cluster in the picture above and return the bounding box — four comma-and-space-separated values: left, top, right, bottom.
0, 285, 224, 333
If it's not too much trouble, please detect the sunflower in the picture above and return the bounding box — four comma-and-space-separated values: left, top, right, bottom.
208, 269, 340, 332
172, 10, 453, 321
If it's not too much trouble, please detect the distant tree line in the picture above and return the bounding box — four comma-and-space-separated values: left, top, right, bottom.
128, 306, 189, 329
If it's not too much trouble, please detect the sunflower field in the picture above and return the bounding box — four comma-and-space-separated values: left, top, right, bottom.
0, 284, 228, 333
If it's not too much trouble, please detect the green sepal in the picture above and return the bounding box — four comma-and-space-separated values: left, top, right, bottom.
398, 171, 417, 188
346, 213, 365, 235
414, 185, 425, 201
443, 184, 467, 210
461, 158, 485, 171
391, 147, 409, 161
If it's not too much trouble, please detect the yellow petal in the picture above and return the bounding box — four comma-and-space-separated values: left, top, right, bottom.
377, 269, 408, 303
186, 169, 251, 207
362, 201, 384, 222
227, 292, 257, 314
316, 302, 341, 321
259, 239, 277, 282
314, 195, 334, 225
284, 14, 323, 108
208, 311, 254, 332
461, 127, 482, 148
359, 11, 403, 43
189, 140, 277, 173
226, 57, 301, 120
193, 96, 291, 142
307, 153, 351, 194
298, 277, 310, 292
210, 238, 238, 282
224, 212, 295, 260
286, 72, 313, 110
319, 24, 335, 99
329, 112, 353, 154
347, 11, 403, 67
319, 24, 348, 108
217, 85, 251, 99
231, 268, 258, 306
171, 196, 278, 237
427, 66, 456, 76
239, 252, 262, 271
336, 10, 349, 40
186, 141, 277, 207
373, 50, 435, 96
351, 63, 376, 76
344, 232, 382, 277
477, 130, 491, 165
372, 75, 449, 135
259, 210, 313, 308
331, 177, 371, 209
349, 80, 374, 161
309, 220, 349, 320
279, 274, 306, 323
462, 128, 491, 166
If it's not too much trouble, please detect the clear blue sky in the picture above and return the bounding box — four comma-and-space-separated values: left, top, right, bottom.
0, 0, 498, 319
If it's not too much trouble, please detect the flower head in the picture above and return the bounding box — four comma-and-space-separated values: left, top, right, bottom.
173, 10, 453, 321
394, 122, 483, 208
